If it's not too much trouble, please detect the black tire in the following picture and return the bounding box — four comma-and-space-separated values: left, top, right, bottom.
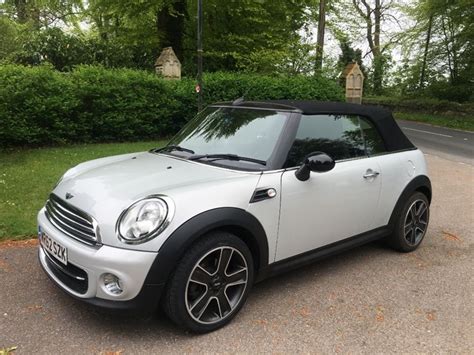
388, 191, 430, 252
163, 231, 254, 333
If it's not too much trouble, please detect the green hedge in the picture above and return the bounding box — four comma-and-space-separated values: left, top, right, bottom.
0, 65, 343, 147
363, 96, 474, 116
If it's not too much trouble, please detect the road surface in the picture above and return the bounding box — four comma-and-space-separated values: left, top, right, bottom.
397, 120, 473, 165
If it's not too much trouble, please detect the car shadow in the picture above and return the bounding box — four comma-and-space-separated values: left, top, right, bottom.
43, 240, 393, 338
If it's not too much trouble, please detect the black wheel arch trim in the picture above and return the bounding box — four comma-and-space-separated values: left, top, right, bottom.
388, 174, 432, 229
144, 207, 269, 286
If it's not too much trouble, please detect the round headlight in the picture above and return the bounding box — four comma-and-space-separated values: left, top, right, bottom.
117, 197, 172, 244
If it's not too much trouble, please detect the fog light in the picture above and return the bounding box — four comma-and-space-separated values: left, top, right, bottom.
103, 273, 123, 295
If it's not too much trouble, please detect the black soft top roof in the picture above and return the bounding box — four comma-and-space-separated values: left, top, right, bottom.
213, 100, 415, 152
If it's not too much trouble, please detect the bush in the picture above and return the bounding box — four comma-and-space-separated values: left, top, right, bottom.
0, 65, 343, 147
8, 27, 159, 71
425, 81, 473, 103
0, 64, 79, 146
202, 72, 343, 102
363, 96, 474, 116
70, 66, 181, 142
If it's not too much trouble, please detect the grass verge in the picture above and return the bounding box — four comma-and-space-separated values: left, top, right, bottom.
394, 112, 474, 132
0, 140, 166, 241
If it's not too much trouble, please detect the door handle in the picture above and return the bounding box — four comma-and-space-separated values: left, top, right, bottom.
363, 170, 380, 179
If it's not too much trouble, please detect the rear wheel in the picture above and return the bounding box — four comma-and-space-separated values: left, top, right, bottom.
163, 231, 254, 333
389, 192, 430, 252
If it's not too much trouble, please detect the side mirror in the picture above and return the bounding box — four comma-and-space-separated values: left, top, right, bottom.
295, 152, 335, 181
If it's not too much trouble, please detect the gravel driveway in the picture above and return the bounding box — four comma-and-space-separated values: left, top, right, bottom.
1, 153, 473, 354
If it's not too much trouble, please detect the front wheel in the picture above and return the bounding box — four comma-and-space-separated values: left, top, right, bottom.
163, 231, 254, 333
388, 192, 430, 252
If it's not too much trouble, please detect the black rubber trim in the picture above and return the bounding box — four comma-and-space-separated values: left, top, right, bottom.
144, 208, 269, 285
388, 175, 432, 229
42, 247, 88, 294
257, 226, 391, 282
75, 284, 164, 314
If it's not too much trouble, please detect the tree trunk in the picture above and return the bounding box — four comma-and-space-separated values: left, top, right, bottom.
14, 0, 28, 23
156, 0, 186, 60
441, 15, 455, 83
447, 15, 458, 82
315, 0, 326, 72
372, 0, 383, 92
419, 14, 433, 89
353, 0, 384, 92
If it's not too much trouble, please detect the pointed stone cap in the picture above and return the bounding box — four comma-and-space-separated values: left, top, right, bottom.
340, 62, 364, 78
155, 47, 181, 67
155, 47, 181, 79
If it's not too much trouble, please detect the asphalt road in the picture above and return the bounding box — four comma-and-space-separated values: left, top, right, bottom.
1, 140, 473, 353
397, 120, 474, 165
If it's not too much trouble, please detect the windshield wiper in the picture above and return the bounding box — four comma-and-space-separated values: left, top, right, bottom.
188, 153, 266, 166
150, 145, 195, 154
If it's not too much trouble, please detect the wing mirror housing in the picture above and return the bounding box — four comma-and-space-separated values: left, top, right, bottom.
295, 152, 335, 181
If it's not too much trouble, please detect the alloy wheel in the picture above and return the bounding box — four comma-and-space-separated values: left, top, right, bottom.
403, 199, 428, 246
185, 246, 249, 324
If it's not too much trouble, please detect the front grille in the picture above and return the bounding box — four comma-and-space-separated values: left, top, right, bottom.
43, 248, 88, 294
45, 194, 99, 246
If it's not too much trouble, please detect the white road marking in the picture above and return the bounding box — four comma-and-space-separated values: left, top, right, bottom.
402, 127, 453, 138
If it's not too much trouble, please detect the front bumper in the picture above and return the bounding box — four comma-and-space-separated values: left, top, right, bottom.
38, 208, 163, 311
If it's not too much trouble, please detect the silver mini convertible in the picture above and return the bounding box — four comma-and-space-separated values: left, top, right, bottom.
38, 100, 431, 332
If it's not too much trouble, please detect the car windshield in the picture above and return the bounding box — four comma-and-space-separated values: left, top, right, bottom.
162, 106, 290, 166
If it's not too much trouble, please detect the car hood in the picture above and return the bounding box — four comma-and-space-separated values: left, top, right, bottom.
52, 152, 262, 250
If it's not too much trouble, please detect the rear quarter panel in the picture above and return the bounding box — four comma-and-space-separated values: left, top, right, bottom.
374, 149, 429, 227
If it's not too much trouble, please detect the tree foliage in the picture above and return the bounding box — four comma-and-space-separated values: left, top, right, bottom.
395, 0, 473, 101
0, 0, 472, 102
182, 0, 311, 74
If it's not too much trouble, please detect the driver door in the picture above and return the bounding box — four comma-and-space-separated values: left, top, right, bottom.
275, 114, 382, 261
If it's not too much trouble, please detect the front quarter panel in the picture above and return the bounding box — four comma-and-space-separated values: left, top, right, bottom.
110, 174, 261, 252
246, 171, 282, 263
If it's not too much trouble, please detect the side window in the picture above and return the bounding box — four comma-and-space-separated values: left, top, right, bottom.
359, 117, 386, 155
285, 114, 367, 167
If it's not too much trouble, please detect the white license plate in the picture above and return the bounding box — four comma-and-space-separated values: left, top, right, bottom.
40, 233, 68, 265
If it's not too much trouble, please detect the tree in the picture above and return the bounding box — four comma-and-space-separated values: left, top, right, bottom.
0, 16, 21, 60
314, 0, 326, 72
0, 0, 83, 28
182, 0, 311, 74
419, 13, 433, 89
400, 0, 473, 101
156, 0, 187, 60
337, 38, 364, 72
351, 0, 385, 91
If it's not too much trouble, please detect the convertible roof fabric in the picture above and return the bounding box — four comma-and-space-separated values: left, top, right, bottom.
215, 100, 415, 152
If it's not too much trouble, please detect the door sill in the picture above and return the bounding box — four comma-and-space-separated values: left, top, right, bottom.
256, 226, 391, 282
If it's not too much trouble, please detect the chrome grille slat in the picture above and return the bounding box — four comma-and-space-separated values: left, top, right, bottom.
45, 213, 96, 246
49, 195, 94, 226
45, 194, 99, 246
46, 203, 95, 236
46, 206, 95, 239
